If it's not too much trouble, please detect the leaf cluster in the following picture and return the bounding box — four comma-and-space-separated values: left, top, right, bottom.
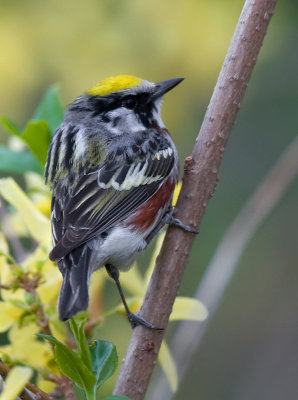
38, 318, 130, 400
0, 86, 63, 175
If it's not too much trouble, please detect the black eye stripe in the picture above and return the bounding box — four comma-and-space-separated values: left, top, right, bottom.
122, 96, 137, 109
101, 114, 111, 123
88, 92, 153, 121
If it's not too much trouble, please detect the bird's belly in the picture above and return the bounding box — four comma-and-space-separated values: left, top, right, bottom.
89, 226, 147, 272
89, 176, 177, 272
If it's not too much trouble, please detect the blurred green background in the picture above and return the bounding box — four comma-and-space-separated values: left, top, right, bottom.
1, 0, 298, 399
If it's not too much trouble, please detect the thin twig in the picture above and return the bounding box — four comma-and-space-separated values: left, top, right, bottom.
45, 374, 76, 400
113, 0, 278, 399
150, 134, 298, 400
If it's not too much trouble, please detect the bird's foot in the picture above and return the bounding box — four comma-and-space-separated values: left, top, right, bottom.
165, 206, 199, 234
127, 311, 164, 330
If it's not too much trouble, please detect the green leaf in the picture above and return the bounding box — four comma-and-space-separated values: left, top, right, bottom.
32, 84, 64, 134
37, 333, 96, 391
104, 396, 132, 400
0, 116, 22, 136
69, 318, 92, 370
0, 85, 63, 169
90, 340, 118, 389
21, 121, 51, 165
0, 146, 43, 175
8, 299, 27, 310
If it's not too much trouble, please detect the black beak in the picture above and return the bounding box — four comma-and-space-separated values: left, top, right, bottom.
151, 77, 184, 101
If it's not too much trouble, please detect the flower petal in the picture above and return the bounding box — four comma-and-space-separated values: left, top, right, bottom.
144, 231, 166, 286
0, 178, 50, 244
8, 324, 53, 368
37, 377, 56, 393
0, 233, 9, 254
0, 366, 32, 400
0, 238, 13, 286
0, 234, 14, 286
36, 261, 62, 305
0, 303, 22, 332
170, 297, 208, 321
158, 341, 178, 392
120, 263, 146, 296
172, 181, 182, 206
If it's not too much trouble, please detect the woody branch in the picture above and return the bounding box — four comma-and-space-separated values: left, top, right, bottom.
113, 0, 278, 399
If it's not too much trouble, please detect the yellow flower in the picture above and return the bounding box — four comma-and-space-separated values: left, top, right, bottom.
0, 234, 13, 285
23, 245, 62, 306
172, 181, 182, 206
0, 177, 65, 383
0, 324, 53, 369
0, 302, 22, 333
0, 178, 51, 245
37, 378, 56, 394
25, 172, 51, 218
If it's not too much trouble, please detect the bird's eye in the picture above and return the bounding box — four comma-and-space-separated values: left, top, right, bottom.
122, 96, 137, 109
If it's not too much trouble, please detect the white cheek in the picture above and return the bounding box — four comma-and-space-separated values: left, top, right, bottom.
153, 98, 165, 128
125, 112, 144, 132
106, 108, 144, 134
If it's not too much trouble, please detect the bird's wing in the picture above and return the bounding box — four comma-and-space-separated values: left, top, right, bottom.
50, 147, 175, 261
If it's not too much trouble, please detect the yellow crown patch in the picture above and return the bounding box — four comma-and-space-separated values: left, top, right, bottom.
87, 75, 142, 97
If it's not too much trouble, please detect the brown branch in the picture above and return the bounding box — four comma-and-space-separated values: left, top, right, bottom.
113, 0, 278, 399
45, 373, 76, 400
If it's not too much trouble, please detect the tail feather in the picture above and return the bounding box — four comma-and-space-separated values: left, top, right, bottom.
57, 246, 91, 321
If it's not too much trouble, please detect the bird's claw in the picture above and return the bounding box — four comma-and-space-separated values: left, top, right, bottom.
165, 206, 199, 234
170, 217, 199, 234
127, 311, 164, 330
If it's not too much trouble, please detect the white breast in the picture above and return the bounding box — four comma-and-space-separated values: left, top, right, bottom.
88, 225, 147, 272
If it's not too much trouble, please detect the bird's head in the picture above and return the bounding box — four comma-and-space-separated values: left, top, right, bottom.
66, 75, 184, 134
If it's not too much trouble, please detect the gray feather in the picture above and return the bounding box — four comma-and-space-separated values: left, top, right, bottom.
57, 246, 91, 321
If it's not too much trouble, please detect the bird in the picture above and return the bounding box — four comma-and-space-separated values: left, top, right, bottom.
45, 75, 197, 329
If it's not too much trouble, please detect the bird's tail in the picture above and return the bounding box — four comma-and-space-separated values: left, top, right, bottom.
57, 246, 92, 321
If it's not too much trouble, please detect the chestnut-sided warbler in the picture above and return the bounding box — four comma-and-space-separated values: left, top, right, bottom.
45, 75, 197, 328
